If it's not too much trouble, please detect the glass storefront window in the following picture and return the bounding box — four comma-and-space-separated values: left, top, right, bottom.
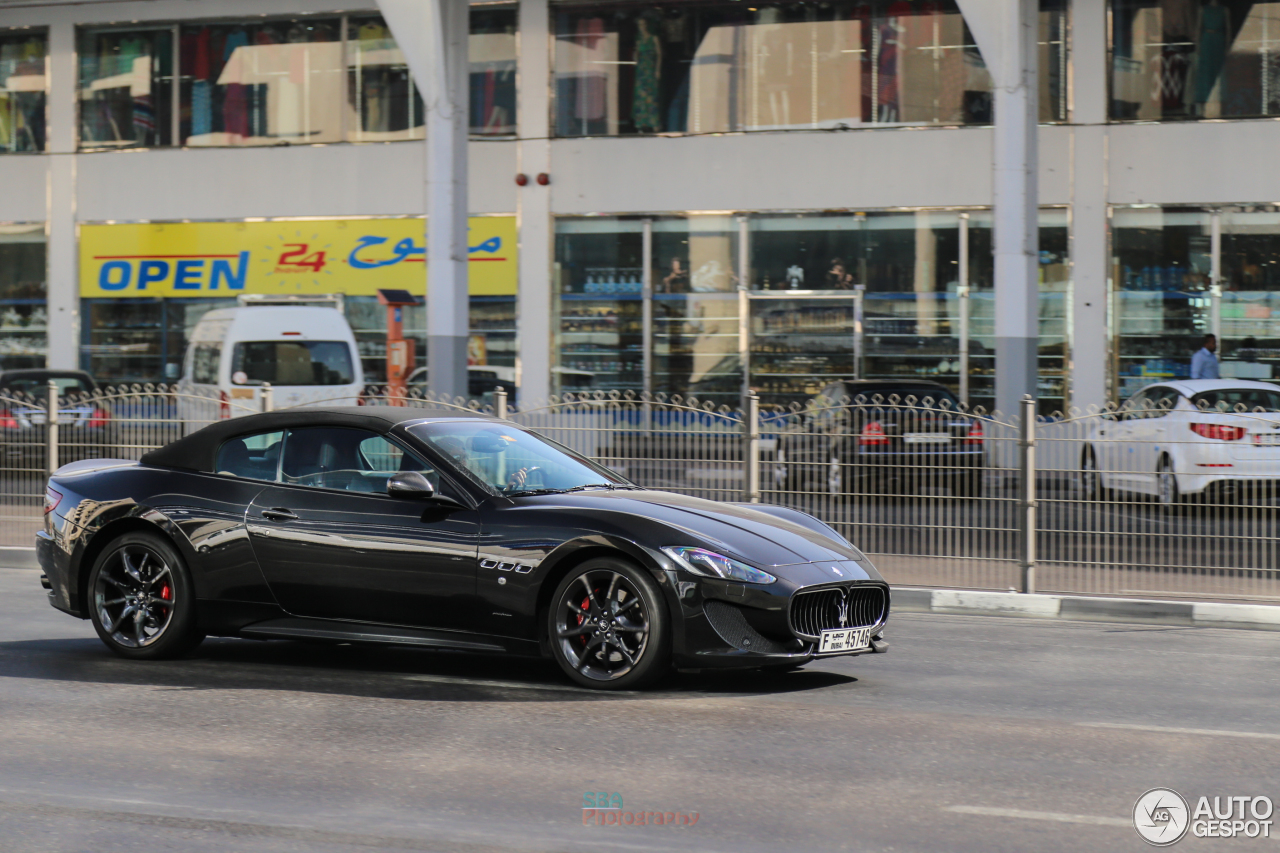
82, 298, 236, 385
347, 15, 417, 143
469, 8, 518, 136
1111, 207, 1213, 399
79, 12, 515, 150
1110, 0, 1280, 120
0, 29, 47, 153
78, 27, 174, 149
179, 18, 343, 147
1219, 207, 1280, 379
553, 217, 646, 395
748, 211, 964, 408
552, 0, 1066, 137
0, 225, 46, 370
652, 216, 740, 404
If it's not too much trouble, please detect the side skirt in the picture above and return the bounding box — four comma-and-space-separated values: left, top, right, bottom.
236, 617, 541, 656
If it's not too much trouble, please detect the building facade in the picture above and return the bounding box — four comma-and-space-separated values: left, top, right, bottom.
2, 0, 1279, 414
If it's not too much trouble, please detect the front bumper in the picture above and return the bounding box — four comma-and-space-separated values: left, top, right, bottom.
668, 564, 890, 671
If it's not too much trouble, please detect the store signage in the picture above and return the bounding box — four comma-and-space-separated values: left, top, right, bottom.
79, 217, 517, 298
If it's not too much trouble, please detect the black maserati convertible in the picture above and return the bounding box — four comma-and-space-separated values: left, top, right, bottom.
36, 407, 889, 689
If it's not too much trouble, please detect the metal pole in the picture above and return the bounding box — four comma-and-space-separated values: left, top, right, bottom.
738, 215, 751, 407
642, 218, 653, 397
47, 380, 59, 479
1210, 209, 1222, 342
744, 393, 760, 503
495, 386, 508, 420
959, 213, 970, 406
853, 284, 865, 381
260, 383, 273, 413
1019, 393, 1037, 594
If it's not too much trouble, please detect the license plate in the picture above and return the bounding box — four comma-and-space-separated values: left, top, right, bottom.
903, 433, 950, 445
818, 626, 872, 654
1256, 434, 1280, 446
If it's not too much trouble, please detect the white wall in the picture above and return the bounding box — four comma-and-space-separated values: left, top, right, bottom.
74, 140, 516, 222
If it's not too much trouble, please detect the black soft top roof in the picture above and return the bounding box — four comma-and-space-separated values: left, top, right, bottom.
139, 406, 495, 473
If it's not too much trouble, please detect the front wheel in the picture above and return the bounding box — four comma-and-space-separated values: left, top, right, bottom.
548, 558, 670, 690
1082, 448, 1108, 501
88, 531, 205, 660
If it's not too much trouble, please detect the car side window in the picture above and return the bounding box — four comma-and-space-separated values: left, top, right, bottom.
280, 427, 462, 499
1148, 388, 1180, 418
1120, 391, 1150, 420
216, 430, 284, 480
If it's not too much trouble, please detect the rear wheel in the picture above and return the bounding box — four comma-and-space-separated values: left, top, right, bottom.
88, 531, 204, 660
1156, 456, 1185, 513
1081, 448, 1107, 501
547, 557, 669, 690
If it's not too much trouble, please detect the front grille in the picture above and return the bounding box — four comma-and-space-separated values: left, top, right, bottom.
789, 585, 886, 640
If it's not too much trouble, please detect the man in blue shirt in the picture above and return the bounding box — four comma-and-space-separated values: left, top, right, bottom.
1190, 333, 1219, 380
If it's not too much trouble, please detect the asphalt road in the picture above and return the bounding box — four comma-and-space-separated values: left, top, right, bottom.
3, 568, 1279, 852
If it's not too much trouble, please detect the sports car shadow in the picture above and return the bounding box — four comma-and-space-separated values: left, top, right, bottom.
0, 636, 855, 702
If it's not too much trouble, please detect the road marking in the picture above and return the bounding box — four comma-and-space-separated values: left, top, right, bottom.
1078, 722, 1280, 740
945, 806, 1129, 828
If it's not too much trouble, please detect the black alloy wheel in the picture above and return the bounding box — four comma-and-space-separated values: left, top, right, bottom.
548, 558, 669, 690
89, 531, 204, 660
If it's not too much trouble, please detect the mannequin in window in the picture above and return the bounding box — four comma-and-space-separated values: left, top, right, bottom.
1158, 0, 1193, 115
633, 16, 662, 133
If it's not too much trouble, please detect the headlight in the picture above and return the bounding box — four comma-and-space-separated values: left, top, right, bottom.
662, 546, 777, 585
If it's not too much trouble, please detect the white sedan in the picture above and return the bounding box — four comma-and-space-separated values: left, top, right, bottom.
1082, 379, 1280, 506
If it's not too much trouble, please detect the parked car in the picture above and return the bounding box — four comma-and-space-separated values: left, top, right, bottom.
405, 366, 516, 406
1082, 379, 1280, 506
38, 407, 889, 689
177, 306, 363, 426
0, 369, 114, 471
774, 379, 985, 496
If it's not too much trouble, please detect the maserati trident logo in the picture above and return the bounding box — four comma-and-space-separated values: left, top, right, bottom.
836, 594, 850, 628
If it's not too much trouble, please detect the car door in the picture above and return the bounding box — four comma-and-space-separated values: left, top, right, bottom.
1127, 387, 1180, 493
245, 426, 480, 631
1099, 391, 1146, 489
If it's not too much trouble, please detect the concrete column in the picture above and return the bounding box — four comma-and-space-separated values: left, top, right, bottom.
46, 21, 78, 370
1069, 0, 1111, 411
424, 0, 471, 400
378, 0, 471, 400
991, 0, 1039, 419
516, 0, 553, 404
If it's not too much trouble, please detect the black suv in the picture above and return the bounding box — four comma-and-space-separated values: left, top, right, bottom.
773, 380, 985, 497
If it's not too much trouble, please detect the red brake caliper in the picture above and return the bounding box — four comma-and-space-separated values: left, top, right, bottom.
576, 596, 591, 648
161, 585, 171, 604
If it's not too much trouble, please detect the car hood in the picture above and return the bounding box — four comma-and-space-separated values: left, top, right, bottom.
515, 489, 863, 567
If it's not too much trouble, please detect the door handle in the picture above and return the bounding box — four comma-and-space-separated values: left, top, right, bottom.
261, 508, 298, 521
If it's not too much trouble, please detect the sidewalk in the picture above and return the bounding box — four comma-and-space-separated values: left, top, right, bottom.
894, 587, 1280, 632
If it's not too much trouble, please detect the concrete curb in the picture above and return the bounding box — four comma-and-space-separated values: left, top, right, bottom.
0, 547, 39, 570
893, 587, 1280, 632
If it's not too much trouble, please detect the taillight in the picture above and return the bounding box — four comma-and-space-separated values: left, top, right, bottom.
88, 408, 110, 428
1190, 423, 1247, 441
0, 409, 16, 429
964, 421, 984, 445
859, 421, 890, 446
44, 487, 62, 515
219, 391, 230, 419
356, 390, 367, 406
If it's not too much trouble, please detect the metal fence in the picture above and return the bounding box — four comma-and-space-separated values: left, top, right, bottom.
9, 381, 1280, 603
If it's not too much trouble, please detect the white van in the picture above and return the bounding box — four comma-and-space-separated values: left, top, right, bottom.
177, 306, 363, 423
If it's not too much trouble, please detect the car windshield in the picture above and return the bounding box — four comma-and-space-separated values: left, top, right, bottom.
408, 421, 634, 495
231, 341, 354, 386
1191, 388, 1280, 413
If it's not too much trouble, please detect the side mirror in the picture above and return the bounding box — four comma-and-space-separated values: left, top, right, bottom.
386, 471, 436, 499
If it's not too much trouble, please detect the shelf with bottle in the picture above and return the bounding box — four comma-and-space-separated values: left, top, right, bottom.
565, 267, 645, 296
